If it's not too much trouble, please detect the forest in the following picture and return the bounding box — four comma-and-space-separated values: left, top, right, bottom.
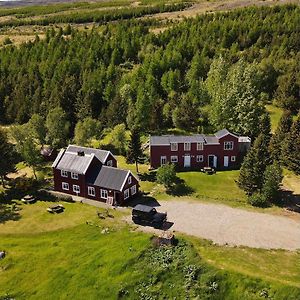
0, 4, 300, 138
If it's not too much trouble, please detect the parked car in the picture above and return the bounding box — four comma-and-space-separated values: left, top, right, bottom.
132, 204, 167, 228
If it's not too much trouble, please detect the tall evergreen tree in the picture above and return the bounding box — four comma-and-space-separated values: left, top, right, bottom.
0, 129, 15, 186
269, 110, 293, 162
127, 127, 143, 173
282, 115, 300, 174
238, 133, 270, 194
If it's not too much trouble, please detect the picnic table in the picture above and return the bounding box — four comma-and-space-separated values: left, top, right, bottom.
201, 167, 216, 175
47, 204, 65, 214
21, 195, 36, 204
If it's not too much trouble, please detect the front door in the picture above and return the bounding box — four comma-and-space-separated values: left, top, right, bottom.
184, 155, 191, 168
106, 196, 114, 206
208, 155, 217, 168
224, 156, 229, 167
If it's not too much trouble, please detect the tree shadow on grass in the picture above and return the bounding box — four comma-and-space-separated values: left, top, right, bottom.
138, 171, 157, 182
166, 178, 194, 197
276, 189, 300, 213
0, 201, 21, 224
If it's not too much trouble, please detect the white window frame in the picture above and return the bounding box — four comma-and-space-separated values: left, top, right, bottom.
231, 156, 236, 162
88, 186, 95, 196
131, 185, 137, 195
184, 142, 191, 151
62, 182, 69, 191
128, 176, 132, 184
73, 185, 80, 193
171, 156, 178, 163
101, 189, 108, 200
71, 172, 78, 180
196, 155, 204, 162
160, 156, 167, 166
61, 170, 68, 177
170, 143, 178, 151
124, 188, 130, 200
107, 160, 113, 166
197, 142, 204, 151
224, 141, 234, 150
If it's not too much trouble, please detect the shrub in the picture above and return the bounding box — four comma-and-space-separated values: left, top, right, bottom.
247, 193, 268, 207
156, 163, 177, 189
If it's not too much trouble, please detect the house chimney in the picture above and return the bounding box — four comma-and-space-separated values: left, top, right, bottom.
77, 151, 85, 156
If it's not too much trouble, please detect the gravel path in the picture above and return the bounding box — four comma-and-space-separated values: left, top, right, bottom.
154, 201, 300, 250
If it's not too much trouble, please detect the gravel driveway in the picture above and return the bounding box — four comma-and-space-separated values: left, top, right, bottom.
153, 201, 300, 250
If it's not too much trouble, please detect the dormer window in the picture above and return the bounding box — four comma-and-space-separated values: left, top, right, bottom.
61, 170, 68, 177
197, 142, 203, 151
107, 160, 113, 166
184, 142, 191, 151
224, 141, 234, 150
170, 143, 178, 151
71, 172, 78, 180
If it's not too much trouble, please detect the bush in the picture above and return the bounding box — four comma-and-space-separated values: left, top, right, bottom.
156, 163, 177, 189
247, 193, 268, 207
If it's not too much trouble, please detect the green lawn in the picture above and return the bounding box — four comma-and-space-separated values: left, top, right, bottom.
0, 201, 299, 299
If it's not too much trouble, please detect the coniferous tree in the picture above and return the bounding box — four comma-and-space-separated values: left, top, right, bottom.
238, 133, 270, 194
127, 127, 143, 173
269, 110, 293, 162
0, 129, 15, 186
282, 115, 300, 174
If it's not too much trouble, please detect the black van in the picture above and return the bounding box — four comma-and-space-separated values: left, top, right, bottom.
132, 204, 167, 228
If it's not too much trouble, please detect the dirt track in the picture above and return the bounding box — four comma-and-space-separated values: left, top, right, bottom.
142, 200, 300, 250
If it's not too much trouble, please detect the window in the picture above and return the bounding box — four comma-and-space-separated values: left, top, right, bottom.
197, 142, 204, 151
184, 142, 191, 151
171, 156, 178, 163
73, 185, 80, 193
231, 156, 236, 162
224, 141, 234, 150
131, 185, 137, 195
101, 189, 108, 200
62, 182, 69, 191
71, 172, 78, 180
128, 176, 132, 184
124, 189, 130, 199
160, 156, 167, 166
61, 170, 68, 177
88, 186, 95, 196
107, 160, 113, 166
196, 155, 204, 162
170, 143, 178, 151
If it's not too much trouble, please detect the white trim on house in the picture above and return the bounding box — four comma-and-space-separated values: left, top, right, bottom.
197, 142, 204, 151
82, 153, 95, 175
71, 172, 78, 179
119, 171, 131, 192
88, 186, 95, 196
124, 188, 130, 200
170, 142, 178, 151
224, 141, 234, 150
61, 170, 68, 177
184, 142, 191, 151
131, 185, 137, 195
73, 184, 80, 193
160, 156, 167, 166
231, 156, 236, 162
101, 189, 108, 200
196, 155, 203, 162
171, 156, 178, 163
106, 160, 113, 166
62, 182, 69, 190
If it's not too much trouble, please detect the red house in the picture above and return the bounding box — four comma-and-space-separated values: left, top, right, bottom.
52, 145, 139, 205
150, 129, 251, 170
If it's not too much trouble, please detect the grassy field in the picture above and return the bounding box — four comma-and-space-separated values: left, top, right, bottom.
266, 104, 284, 133
0, 201, 299, 299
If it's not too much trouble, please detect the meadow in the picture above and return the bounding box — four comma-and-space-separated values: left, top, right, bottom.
0, 201, 299, 299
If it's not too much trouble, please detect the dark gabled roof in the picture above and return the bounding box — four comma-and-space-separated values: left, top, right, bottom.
53, 150, 95, 174
87, 166, 131, 191
150, 135, 205, 146
52, 145, 114, 175
133, 204, 154, 213
66, 145, 112, 163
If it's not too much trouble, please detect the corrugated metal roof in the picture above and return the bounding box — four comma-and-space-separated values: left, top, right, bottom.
56, 152, 95, 174
239, 136, 251, 143
204, 136, 220, 144
87, 166, 130, 191
150, 135, 205, 146
66, 145, 111, 163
